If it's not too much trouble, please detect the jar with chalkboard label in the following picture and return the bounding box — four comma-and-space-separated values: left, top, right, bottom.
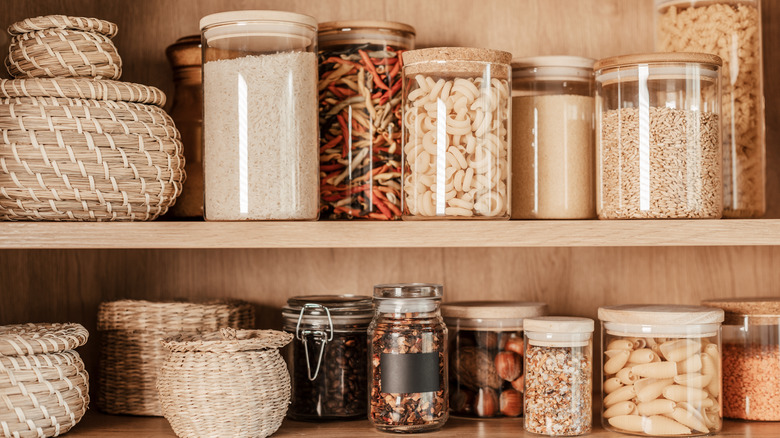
368, 283, 448, 432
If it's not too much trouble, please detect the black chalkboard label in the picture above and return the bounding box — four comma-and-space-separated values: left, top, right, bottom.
380, 352, 440, 394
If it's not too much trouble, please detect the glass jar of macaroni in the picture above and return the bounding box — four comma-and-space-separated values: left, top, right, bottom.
523, 317, 594, 436
598, 305, 725, 436
442, 301, 547, 418
511, 56, 596, 219
702, 297, 780, 421
401, 47, 512, 220
656, 0, 765, 218
595, 53, 723, 219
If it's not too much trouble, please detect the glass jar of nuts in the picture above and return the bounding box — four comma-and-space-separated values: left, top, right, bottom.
442, 301, 547, 418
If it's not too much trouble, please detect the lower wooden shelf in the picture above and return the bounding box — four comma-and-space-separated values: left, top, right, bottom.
70, 411, 779, 437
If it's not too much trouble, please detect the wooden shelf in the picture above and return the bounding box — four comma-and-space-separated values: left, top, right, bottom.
1, 220, 779, 249
68, 412, 779, 437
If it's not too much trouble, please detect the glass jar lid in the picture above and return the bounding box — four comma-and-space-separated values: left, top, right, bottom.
599, 304, 724, 337
702, 297, 780, 325
318, 20, 415, 48
373, 283, 442, 314
512, 56, 594, 82
282, 294, 373, 329
442, 301, 547, 330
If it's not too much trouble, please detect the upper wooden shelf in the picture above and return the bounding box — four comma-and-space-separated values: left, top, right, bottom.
0, 219, 779, 249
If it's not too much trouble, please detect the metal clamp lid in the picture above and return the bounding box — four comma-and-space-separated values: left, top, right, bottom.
295, 303, 334, 381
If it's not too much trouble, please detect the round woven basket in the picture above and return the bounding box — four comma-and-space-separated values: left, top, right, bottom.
0, 78, 185, 221
158, 329, 293, 438
6, 15, 122, 80
97, 300, 255, 416
0, 323, 89, 438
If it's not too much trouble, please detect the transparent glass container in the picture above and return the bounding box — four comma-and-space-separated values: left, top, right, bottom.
401, 47, 512, 220
511, 56, 595, 219
282, 295, 373, 421
703, 297, 780, 421
318, 21, 415, 220
200, 11, 319, 220
368, 284, 448, 432
656, 0, 765, 218
599, 305, 725, 436
166, 35, 203, 219
443, 301, 547, 418
523, 317, 594, 436
595, 53, 723, 219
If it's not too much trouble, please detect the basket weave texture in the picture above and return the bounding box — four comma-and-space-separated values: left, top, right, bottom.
0, 77, 185, 221
6, 15, 121, 79
158, 329, 293, 438
97, 300, 255, 416
0, 323, 89, 438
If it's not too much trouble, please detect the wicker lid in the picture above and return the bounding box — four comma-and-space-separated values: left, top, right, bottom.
0, 78, 167, 107
402, 47, 512, 66
319, 20, 415, 35
199, 10, 317, 30
162, 328, 292, 353
599, 304, 725, 325
442, 301, 547, 319
594, 52, 722, 71
8, 15, 118, 37
166, 35, 201, 68
97, 299, 254, 331
702, 297, 780, 324
524, 316, 595, 334
0, 323, 88, 356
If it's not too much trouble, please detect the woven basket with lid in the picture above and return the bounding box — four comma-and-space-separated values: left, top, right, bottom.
97, 300, 255, 416
0, 323, 89, 438
158, 328, 292, 438
6, 15, 122, 80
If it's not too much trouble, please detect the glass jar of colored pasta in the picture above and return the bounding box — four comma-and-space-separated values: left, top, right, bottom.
317, 21, 415, 220
401, 47, 512, 220
598, 305, 725, 436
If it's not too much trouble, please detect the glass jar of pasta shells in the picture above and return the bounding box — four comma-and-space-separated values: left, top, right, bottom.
656, 0, 765, 218
599, 305, 725, 436
401, 47, 512, 220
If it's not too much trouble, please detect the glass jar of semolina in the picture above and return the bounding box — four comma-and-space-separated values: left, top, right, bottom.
598, 305, 725, 436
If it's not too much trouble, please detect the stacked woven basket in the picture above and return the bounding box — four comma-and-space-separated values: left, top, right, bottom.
0, 323, 90, 438
0, 15, 185, 220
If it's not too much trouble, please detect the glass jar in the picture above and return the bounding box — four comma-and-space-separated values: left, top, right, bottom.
598, 305, 725, 436
702, 297, 780, 421
282, 295, 373, 421
656, 0, 765, 218
317, 21, 415, 220
523, 317, 594, 436
166, 35, 203, 219
442, 301, 547, 418
511, 56, 595, 219
401, 47, 512, 220
594, 53, 723, 219
200, 11, 319, 220
368, 284, 448, 432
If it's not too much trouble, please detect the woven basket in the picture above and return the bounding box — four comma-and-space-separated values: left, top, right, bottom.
0, 323, 89, 438
158, 329, 293, 438
6, 15, 121, 80
97, 300, 255, 416
0, 78, 185, 221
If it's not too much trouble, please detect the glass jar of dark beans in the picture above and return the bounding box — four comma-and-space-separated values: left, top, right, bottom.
282, 295, 373, 421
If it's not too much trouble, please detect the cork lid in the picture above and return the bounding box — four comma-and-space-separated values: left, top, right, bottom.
524, 316, 594, 334
594, 52, 722, 71
402, 47, 512, 66
599, 305, 724, 325
442, 301, 547, 320
319, 20, 415, 35
702, 297, 780, 325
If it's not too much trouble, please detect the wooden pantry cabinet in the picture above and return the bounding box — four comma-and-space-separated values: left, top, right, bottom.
1, 0, 779, 436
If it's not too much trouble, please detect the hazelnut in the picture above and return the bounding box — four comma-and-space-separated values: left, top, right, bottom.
500, 389, 523, 417
511, 375, 525, 392
504, 335, 524, 355
494, 351, 522, 382
474, 387, 498, 417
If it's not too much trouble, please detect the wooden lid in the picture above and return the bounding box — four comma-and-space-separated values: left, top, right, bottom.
318, 20, 415, 35
166, 35, 201, 68
0, 323, 88, 356
442, 301, 547, 320
599, 305, 724, 325
524, 316, 594, 334
402, 47, 512, 66
594, 52, 722, 71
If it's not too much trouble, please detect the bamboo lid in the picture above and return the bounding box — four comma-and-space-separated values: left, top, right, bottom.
702, 297, 780, 324
402, 47, 512, 66
599, 304, 724, 325
594, 52, 722, 71
319, 20, 415, 35
524, 316, 594, 334
442, 301, 547, 320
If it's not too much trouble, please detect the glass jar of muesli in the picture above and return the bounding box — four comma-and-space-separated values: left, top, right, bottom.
524, 316, 594, 436
368, 283, 448, 432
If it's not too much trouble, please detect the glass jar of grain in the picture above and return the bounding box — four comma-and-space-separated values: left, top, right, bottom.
200, 11, 319, 220
401, 48, 512, 220
656, 0, 765, 218
595, 53, 723, 219
599, 305, 724, 436
511, 56, 595, 219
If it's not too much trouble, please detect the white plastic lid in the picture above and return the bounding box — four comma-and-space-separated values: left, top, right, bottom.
200, 10, 317, 30
524, 316, 595, 334
599, 305, 724, 337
